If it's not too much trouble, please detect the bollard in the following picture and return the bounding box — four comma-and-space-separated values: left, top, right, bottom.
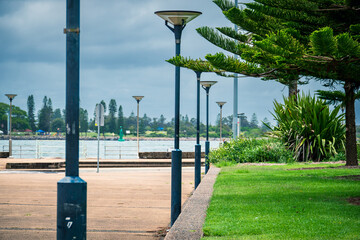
57, 177, 87, 239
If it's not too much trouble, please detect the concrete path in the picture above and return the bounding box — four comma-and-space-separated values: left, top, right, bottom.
0, 167, 198, 239
165, 167, 220, 240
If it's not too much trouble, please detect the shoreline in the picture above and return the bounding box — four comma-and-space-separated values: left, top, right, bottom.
0, 136, 222, 141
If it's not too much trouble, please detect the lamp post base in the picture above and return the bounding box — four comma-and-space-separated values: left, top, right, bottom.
205, 141, 210, 174
57, 176, 87, 240
8, 139, 12, 158
194, 144, 201, 189
171, 149, 182, 226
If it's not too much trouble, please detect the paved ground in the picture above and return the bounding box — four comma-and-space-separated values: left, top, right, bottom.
0, 167, 198, 239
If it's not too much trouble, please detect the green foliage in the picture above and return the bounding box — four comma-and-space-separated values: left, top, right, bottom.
79, 108, 88, 134
216, 27, 249, 42
27, 95, 36, 131
108, 99, 117, 134
209, 138, 294, 165
166, 56, 216, 73
309, 27, 337, 56
309, 27, 360, 58
212, 0, 236, 11
270, 93, 346, 162
0, 102, 30, 133
38, 96, 52, 132
51, 118, 65, 132
325, 152, 346, 162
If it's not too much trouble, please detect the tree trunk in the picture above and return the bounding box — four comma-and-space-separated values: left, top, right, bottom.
344, 82, 358, 166
288, 79, 298, 99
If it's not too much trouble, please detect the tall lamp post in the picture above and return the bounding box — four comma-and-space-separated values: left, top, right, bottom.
201, 81, 217, 174
233, 0, 239, 139
57, 0, 87, 239
216, 101, 226, 143
5, 94, 16, 157
237, 113, 245, 137
133, 96, 144, 155
194, 71, 202, 189
155, 10, 202, 226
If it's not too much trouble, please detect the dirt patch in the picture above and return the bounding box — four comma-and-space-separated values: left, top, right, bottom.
155, 226, 170, 239
347, 197, 360, 206
334, 175, 360, 181
288, 165, 360, 171
240, 163, 286, 166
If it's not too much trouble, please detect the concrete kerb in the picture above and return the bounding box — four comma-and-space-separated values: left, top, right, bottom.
165, 167, 220, 240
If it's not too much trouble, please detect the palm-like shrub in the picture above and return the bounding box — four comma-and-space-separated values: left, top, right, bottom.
269, 93, 345, 162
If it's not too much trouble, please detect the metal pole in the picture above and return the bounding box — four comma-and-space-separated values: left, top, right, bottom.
195, 71, 201, 189
233, 0, 239, 139
239, 114, 241, 135
9, 98, 12, 157
220, 105, 223, 143
237, 115, 240, 137
170, 24, 183, 226
205, 88, 210, 174
57, 0, 87, 238
97, 115, 100, 173
137, 100, 140, 155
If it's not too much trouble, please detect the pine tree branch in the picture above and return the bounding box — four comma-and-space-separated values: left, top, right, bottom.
213, 0, 236, 11
316, 5, 360, 11
166, 55, 221, 73
196, 26, 250, 56
205, 52, 277, 78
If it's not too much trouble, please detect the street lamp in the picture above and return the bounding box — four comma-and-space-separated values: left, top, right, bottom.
237, 113, 245, 137
133, 96, 144, 155
57, 1, 87, 239
5, 94, 16, 157
194, 71, 202, 189
201, 81, 217, 174
155, 10, 202, 226
216, 101, 226, 143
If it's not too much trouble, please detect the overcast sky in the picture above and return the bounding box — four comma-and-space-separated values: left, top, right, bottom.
1, 0, 359, 125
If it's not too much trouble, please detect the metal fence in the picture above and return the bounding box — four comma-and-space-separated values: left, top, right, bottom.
1, 141, 138, 159
104, 145, 138, 159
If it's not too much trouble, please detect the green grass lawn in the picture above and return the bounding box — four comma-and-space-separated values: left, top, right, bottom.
203, 163, 360, 240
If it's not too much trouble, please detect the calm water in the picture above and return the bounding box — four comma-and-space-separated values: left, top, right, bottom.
0, 139, 221, 159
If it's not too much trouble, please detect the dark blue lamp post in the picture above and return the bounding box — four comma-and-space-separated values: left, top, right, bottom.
5, 94, 16, 157
216, 102, 226, 143
200, 81, 217, 174
57, 0, 87, 239
194, 71, 202, 189
155, 10, 202, 226
133, 96, 144, 155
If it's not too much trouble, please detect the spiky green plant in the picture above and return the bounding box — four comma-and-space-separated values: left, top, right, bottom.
269, 93, 345, 162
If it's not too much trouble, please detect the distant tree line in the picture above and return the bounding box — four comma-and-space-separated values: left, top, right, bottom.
88, 99, 271, 138
0, 95, 88, 135
0, 96, 272, 138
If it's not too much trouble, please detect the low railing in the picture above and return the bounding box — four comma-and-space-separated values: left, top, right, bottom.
1, 141, 138, 159
104, 145, 138, 159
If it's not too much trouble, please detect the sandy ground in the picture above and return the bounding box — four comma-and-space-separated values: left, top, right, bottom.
0, 167, 198, 240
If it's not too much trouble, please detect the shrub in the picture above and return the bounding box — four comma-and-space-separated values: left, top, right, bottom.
269, 93, 345, 162
209, 138, 294, 165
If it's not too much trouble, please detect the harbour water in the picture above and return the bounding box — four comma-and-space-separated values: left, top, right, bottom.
0, 139, 221, 159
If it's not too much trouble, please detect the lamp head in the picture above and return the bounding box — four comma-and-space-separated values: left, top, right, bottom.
155, 10, 202, 25
133, 96, 144, 102
200, 81, 217, 88
5, 94, 17, 101
216, 101, 226, 107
